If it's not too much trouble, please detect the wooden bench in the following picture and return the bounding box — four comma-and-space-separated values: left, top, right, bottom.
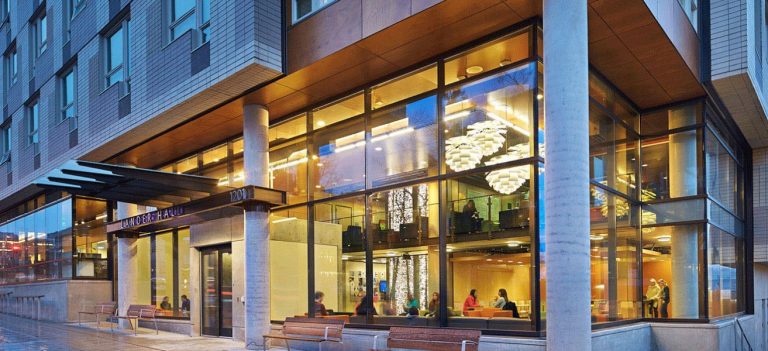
263, 317, 344, 351
78, 303, 117, 328
110, 304, 158, 335
372, 327, 481, 351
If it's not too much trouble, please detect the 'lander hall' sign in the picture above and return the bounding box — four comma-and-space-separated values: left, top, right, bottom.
120, 206, 186, 230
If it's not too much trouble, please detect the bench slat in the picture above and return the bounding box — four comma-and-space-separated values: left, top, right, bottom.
386, 327, 480, 351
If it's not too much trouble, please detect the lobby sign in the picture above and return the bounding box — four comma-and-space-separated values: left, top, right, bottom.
120, 206, 185, 229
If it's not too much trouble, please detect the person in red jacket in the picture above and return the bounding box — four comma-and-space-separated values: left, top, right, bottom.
462, 289, 481, 316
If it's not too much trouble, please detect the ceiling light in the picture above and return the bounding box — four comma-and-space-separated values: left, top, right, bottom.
456, 74, 467, 80
590, 235, 604, 241
374, 97, 384, 107
374, 147, 382, 151
656, 235, 671, 242
272, 217, 297, 224
507, 241, 521, 247
445, 136, 483, 172
317, 120, 326, 127
499, 59, 512, 66
466, 66, 484, 74
467, 120, 507, 156
536, 94, 543, 100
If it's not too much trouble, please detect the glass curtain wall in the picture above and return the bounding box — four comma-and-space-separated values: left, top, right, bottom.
133, 227, 192, 319
0, 198, 73, 284
263, 26, 537, 331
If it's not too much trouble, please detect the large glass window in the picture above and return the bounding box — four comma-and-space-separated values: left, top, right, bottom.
367, 95, 438, 187
0, 198, 74, 284
445, 166, 534, 330
169, 0, 210, 43
589, 186, 641, 323
443, 63, 535, 174
312, 197, 366, 321
133, 228, 192, 318
708, 226, 743, 317
73, 198, 108, 278
154, 232, 175, 314
270, 138, 308, 204
641, 129, 701, 201
445, 31, 531, 86
270, 207, 308, 321
28, 101, 39, 147
705, 128, 741, 217
641, 224, 704, 319
310, 118, 365, 199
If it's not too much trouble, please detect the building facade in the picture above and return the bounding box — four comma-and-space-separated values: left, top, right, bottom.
0, 0, 763, 350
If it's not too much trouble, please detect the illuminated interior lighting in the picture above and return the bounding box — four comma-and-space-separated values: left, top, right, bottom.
537, 94, 543, 100
507, 241, 521, 247
486, 112, 531, 136
233, 172, 244, 181
590, 235, 604, 241
371, 127, 414, 143
444, 111, 471, 122
466, 66, 483, 74
269, 157, 308, 171
317, 120, 326, 127
334, 140, 366, 153
95, 214, 107, 220
272, 217, 297, 224
656, 235, 671, 242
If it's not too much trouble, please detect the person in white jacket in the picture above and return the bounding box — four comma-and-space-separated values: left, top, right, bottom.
645, 279, 661, 318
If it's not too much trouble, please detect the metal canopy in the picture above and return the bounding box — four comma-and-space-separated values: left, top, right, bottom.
34, 160, 229, 208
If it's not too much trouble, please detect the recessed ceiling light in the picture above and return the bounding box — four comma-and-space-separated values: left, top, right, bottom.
499, 59, 512, 66
590, 235, 604, 241
657, 235, 671, 242
456, 74, 467, 80
317, 120, 326, 127
466, 66, 483, 74
374, 147, 382, 151
536, 94, 543, 100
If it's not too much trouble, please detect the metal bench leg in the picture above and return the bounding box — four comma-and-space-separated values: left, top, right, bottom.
36, 298, 40, 321
154, 319, 158, 334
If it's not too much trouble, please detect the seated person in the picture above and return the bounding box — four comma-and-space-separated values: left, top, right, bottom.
462, 289, 481, 316
402, 293, 419, 315
314, 291, 328, 316
427, 292, 439, 317
160, 296, 172, 310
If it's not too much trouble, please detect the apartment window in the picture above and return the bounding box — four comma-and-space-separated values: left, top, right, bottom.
5, 47, 17, 87
69, 0, 85, 19
34, 12, 47, 57
169, 0, 211, 44
105, 19, 130, 93
293, 0, 335, 23
1, 0, 10, 22
28, 101, 39, 146
1, 123, 10, 162
61, 68, 77, 130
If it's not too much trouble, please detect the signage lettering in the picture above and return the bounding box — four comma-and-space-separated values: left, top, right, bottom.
229, 188, 248, 203
120, 206, 185, 229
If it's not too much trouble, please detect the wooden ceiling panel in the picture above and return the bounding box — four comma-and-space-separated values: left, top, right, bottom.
587, 7, 613, 43
503, 0, 540, 19
590, 0, 655, 34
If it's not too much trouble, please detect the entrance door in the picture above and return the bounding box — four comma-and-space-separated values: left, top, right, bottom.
201, 245, 233, 337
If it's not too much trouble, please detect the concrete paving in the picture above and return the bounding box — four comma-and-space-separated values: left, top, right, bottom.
0, 314, 246, 351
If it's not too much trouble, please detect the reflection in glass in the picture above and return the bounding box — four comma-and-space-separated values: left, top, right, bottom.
269, 114, 307, 145
705, 128, 741, 216
444, 64, 534, 174
154, 232, 175, 313
641, 130, 700, 201
371, 66, 437, 110
311, 119, 365, 199
708, 226, 743, 317
367, 96, 437, 188
269, 139, 308, 204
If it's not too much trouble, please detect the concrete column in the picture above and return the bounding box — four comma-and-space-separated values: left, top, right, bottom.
668, 105, 699, 318
116, 201, 139, 327
243, 104, 270, 349
543, 1, 591, 350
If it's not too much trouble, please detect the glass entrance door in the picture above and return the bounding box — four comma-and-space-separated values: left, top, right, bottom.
201, 246, 233, 337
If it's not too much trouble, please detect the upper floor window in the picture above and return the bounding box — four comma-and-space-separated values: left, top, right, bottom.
1, 0, 11, 23
33, 12, 47, 57
5, 47, 17, 87
61, 68, 77, 129
1, 123, 11, 162
105, 19, 130, 94
70, 0, 86, 20
293, 0, 335, 23
169, 0, 210, 44
27, 101, 39, 147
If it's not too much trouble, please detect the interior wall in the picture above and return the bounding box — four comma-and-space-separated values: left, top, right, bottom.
451, 260, 530, 310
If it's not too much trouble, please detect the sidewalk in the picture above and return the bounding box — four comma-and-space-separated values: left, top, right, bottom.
0, 314, 246, 351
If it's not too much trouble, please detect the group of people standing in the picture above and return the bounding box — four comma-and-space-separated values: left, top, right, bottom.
645, 278, 670, 318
